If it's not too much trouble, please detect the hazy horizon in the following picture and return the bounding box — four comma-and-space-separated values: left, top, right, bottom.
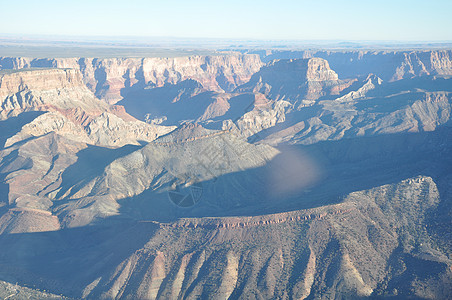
1, 0, 452, 41
2, 33, 452, 43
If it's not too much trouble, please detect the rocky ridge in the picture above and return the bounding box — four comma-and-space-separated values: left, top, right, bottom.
1, 175, 450, 299
81, 176, 448, 299
258, 78, 452, 146
51, 124, 279, 227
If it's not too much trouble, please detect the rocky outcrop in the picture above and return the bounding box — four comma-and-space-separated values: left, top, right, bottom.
334, 74, 382, 102
215, 58, 354, 139
0, 68, 175, 147
0, 68, 107, 120
0, 68, 85, 98
222, 95, 291, 139
257, 75, 452, 146
305, 57, 340, 81
236, 57, 354, 108
0, 54, 264, 104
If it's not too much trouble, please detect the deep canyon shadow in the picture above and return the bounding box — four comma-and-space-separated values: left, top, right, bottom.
0, 220, 159, 298
118, 79, 216, 125
0, 112, 45, 210
55, 143, 143, 199
118, 127, 452, 221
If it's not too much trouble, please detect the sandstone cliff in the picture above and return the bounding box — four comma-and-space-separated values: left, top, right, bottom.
236, 57, 354, 108
0, 54, 263, 104
219, 58, 354, 139
0, 68, 175, 147
0, 68, 107, 117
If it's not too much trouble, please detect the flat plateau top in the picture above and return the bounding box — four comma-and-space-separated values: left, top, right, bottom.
0, 67, 71, 74
0, 45, 221, 58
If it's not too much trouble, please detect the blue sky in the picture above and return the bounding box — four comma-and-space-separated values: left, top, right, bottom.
0, 0, 451, 41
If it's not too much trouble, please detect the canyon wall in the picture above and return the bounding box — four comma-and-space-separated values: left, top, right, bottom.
254, 50, 452, 81
0, 54, 263, 104
2, 50, 451, 106
0, 68, 175, 147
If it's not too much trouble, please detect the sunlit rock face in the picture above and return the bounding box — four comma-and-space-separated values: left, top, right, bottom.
236, 57, 354, 107
0, 68, 176, 147
0, 54, 264, 104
